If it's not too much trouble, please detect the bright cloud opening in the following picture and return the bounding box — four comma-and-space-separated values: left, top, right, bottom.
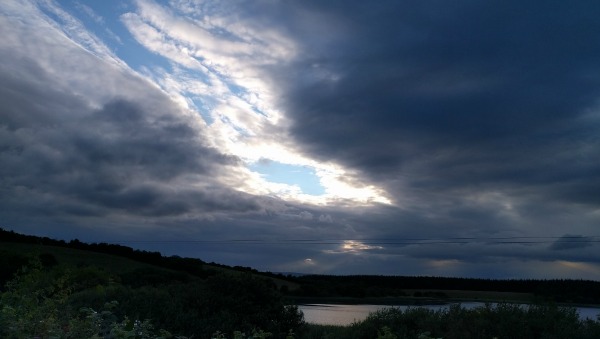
119, 0, 392, 206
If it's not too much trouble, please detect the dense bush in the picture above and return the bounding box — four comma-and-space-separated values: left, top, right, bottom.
302, 304, 600, 339
0, 260, 304, 338
0, 250, 29, 290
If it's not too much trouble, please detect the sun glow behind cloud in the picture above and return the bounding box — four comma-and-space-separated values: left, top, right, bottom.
324, 240, 384, 254
118, 0, 391, 206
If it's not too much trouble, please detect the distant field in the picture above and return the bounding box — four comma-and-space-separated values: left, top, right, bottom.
288, 289, 535, 306
402, 288, 535, 303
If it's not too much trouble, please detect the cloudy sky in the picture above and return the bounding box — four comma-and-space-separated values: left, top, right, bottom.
2, 0, 600, 279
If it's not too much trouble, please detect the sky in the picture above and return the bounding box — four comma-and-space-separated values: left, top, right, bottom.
1, 0, 600, 280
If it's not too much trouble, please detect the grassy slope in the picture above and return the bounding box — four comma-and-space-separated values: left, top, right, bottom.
1, 241, 169, 275
0, 241, 300, 291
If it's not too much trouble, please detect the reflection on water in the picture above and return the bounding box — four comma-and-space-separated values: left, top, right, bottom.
298, 303, 600, 326
299, 304, 384, 326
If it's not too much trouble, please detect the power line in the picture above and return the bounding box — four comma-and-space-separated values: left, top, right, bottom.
105, 235, 600, 246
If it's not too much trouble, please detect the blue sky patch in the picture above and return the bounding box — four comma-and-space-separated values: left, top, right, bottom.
250, 161, 325, 196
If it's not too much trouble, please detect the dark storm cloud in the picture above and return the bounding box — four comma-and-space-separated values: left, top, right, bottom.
273, 1, 600, 205
0, 21, 259, 222
2, 0, 600, 279
550, 235, 595, 251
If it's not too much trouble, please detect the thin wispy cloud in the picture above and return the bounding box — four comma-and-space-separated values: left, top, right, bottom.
120, 0, 391, 205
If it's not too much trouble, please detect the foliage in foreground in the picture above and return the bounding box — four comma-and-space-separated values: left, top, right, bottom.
302, 303, 600, 339
2, 254, 600, 339
0, 260, 179, 338
0, 258, 303, 338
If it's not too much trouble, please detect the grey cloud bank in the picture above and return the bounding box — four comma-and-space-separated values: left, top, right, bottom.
1, 0, 600, 279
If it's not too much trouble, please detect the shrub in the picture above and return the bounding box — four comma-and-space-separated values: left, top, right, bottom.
303, 303, 600, 339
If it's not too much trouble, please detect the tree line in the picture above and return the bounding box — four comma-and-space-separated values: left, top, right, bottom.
3, 226, 600, 305
0, 227, 262, 281
288, 274, 600, 304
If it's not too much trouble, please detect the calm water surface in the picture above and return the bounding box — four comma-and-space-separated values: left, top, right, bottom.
298, 303, 600, 326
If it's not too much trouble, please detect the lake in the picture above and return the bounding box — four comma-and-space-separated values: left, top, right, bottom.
298, 303, 600, 326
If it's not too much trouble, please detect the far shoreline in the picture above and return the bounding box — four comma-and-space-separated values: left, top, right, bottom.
286, 294, 600, 309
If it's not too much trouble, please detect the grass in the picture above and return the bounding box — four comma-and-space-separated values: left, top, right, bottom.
0, 241, 300, 291
0, 241, 182, 275
402, 288, 535, 303
287, 290, 534, 307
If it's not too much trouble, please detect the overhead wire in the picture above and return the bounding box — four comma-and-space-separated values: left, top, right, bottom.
106, 235, 600, 246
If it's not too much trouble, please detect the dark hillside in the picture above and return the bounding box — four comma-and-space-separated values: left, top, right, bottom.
0, 227, 299, 291
0, 227, 304, 338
